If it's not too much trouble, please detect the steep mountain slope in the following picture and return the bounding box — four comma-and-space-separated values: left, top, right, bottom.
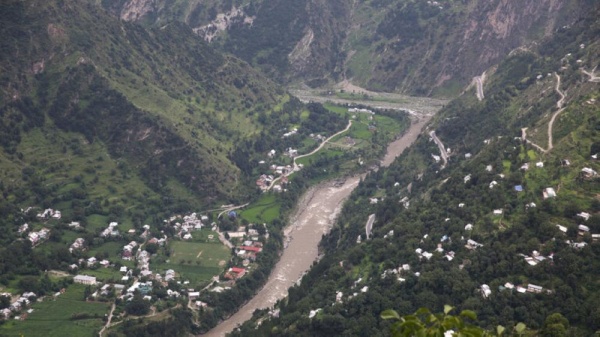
102, 0, 596, 96
0, 0, 293, 208
229, 6, 600, 336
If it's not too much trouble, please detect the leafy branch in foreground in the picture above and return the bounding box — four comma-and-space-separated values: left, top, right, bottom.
381, 305, 527, 337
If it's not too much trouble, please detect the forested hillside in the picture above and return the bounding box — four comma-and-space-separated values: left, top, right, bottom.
230, 6, 600, 336
0, 0, 302, 207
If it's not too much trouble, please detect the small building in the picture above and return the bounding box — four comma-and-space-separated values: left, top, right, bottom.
466, 239, 483, 250
577, 212, 591, 221
514, 185, 523, 192
225, 267, 246, 280
578, 224, 590, 236
481, 284, 491, 298
74, 275, 97, 285
87, 257, 97, 267
527, 284, 543, 293
543, 187, 556, 199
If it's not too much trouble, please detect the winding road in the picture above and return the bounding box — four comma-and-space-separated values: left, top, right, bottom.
582, 66, 600, 83
266, 120, 353, 191
522, 73, 566, 153
429, 131, 449, 168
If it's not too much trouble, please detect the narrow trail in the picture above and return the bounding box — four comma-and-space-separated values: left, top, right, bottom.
522, 73, 566, 153
98, 303, 116, 337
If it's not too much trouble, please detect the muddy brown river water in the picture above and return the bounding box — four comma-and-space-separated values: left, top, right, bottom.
204, 115, 430, 336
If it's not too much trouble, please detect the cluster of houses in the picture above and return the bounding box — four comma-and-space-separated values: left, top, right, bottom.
69, 238, 85, 253
256, 174, 275, 190
122, 240, 139, 260
520, 251, 552, 266
426, 1, 444, 10
255, 164, 293, 192
27, 228, 50, 246
164, 212, 209, 239
6, 205, 255, 319
381, 264, 413, 283
100, 222, 119, 238
36, 208, 61, 220
0, 292, 36, 320
235, 240, 263, 265
282, 128, 298, 138
481, 282, 550, 299
348, 107, 374, 114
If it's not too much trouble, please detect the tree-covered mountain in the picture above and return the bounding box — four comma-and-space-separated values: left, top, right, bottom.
229, 5, 600, 336
0, 0, 308, 209
102, 0, 596, 96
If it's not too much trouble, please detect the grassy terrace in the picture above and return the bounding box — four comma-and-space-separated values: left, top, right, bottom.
151, 231, 230, 287
0, 284, 110, 337
240, 194, 281, 223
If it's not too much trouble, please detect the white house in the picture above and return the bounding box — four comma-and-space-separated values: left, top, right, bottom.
481, 284, 491, 298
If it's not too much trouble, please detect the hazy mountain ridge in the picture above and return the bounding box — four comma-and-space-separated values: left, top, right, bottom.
103, 0, 597, 96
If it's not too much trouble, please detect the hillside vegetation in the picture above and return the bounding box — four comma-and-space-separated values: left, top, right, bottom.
229, 6, 600, 336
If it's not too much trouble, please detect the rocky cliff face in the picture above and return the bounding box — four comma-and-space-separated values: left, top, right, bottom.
287, 0, 349, 86
353, 0, 587, 95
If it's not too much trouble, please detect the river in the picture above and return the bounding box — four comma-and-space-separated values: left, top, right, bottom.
204, 115, 430, 336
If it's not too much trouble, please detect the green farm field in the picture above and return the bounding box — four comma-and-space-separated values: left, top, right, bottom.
0, 284, 109, 337
240, 194, 281, 223
152, 240, 231, 286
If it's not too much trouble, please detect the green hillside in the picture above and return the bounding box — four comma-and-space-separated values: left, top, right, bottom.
0, 0, 299, 207
229, 6, 600, 336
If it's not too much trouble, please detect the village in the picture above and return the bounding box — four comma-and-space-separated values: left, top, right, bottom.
1, 203, 272, 324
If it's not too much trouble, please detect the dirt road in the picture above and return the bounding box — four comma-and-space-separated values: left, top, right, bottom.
474, 71, 486, 101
